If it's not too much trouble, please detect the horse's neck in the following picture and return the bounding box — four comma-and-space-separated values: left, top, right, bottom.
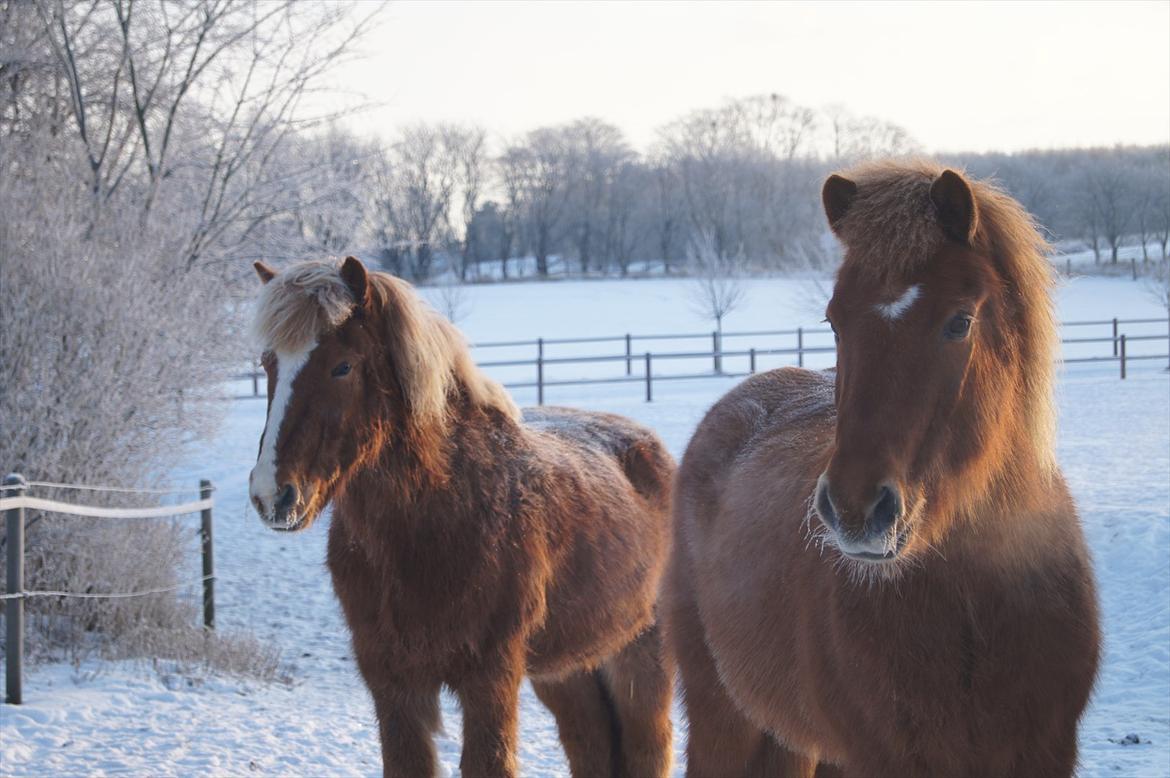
931, 459, 1080, 590
335, 404, 506, 533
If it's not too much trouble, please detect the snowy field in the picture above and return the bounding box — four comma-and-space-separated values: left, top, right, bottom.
2, 275, 1168, 777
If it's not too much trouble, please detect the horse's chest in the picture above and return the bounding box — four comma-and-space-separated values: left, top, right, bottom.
701, 549, 1085, 765
325, 509, 541, 672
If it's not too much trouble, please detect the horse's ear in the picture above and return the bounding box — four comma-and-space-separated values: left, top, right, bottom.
822, 174, 858, 234
253, 261, 276, 284
930, 169, 979, 244
340, 256, 369, 306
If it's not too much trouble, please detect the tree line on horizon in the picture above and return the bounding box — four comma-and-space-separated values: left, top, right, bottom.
262, 113, 1169, 283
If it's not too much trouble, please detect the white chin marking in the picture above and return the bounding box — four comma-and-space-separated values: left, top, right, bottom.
875, 284, 921, 321
250, 344, 314, 516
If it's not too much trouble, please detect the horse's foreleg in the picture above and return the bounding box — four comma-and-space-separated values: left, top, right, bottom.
370, 683, 442, 778
664, 557, 814, 778
455, 641, 525, 778
600, 624, 673, 778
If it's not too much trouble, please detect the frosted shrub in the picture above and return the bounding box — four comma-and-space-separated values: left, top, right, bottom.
0, 141, 257, 671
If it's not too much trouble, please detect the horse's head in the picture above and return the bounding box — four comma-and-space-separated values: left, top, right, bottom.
247, 256, 518, 532
813, 162, 1056, 572
247, 257, 384, 531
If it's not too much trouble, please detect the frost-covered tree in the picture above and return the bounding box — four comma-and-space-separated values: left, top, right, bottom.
500, 127, 573, 277
688, 231, 746, 374
369, 124, 463, 281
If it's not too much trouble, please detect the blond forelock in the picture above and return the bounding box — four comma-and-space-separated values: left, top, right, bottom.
252, 259, 356, 353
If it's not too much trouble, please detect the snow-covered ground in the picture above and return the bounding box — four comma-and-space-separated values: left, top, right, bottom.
2, 275, 1168, 777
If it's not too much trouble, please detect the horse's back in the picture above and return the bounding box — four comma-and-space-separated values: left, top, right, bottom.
522, 406, 674, 509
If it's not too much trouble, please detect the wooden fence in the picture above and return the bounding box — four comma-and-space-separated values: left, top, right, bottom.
0, 475, 215, 704
234, 317, 1170, 403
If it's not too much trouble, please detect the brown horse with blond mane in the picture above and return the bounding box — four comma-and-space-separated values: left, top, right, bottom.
247, 257, 674, 778
665, 161, 1100, 777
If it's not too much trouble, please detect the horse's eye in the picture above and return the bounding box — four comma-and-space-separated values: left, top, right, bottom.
944, 314, 973, 341
331, 362, 351, 378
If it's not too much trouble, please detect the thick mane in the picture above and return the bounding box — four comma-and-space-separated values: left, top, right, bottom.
365, 272, 521, 427
251, 259, 520, 430
970, 178, 1059, 471
834, 159, 1059, 470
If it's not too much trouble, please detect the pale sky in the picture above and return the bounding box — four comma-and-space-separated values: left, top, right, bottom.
324, 0, 1170, 154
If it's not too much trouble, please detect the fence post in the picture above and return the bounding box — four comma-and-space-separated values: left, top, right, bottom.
797, 327, 804, 368
537, 337, 545, 406
537, 354, 544, 406
712, 331, 721, 374
625, 334, 632, 376
749, 347, 757, 374
645, 352, 653, 402
1119, 334, 1127, 380
200, 479, 215, 631
1112, 318, 1119, 357
252, 360, 260, 397
4, 473, 26, 705
1066, 258, 1071, 277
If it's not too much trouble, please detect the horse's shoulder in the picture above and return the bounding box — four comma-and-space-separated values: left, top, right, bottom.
675, 369, 833, 538
682, 368, 834, 474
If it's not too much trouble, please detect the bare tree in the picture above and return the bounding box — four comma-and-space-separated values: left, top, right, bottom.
1134, 150, 1170, 263
1143, 259, 1170, 371
289, 127, 375, 256
821, 104, 917, 163
1081, 150, 1135, 264
563, 118, 631, 273
605, 160, 648, 275
426, 277, 470, 325
501, 127, 572, 277
731, 93, 818, 162
447, 124, 488, 280
371, 123, 460, 281
657, 108, 743, 268
1156, 178, 1170, 262
688, 231, 746, 373
26, 0, 376, 269
648, 159, 684, 274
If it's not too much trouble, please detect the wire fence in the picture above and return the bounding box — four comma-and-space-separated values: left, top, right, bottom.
1, 475, 216, 705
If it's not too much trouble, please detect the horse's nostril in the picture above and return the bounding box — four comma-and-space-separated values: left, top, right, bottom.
275, 483, 298, 514
815, 478, 839, 530
867, 485, 901, 535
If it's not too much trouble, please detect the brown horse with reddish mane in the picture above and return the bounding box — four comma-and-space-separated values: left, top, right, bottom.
247, 257, 674, 778
665, 161, 1100, 777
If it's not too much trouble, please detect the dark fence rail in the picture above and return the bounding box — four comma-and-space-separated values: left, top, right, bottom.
233, 317, 1170, 403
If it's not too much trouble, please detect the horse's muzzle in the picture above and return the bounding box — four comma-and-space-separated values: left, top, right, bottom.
251, 481, 305, 531
815, 474, 908, 562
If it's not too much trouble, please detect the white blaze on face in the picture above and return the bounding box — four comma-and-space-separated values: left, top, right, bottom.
875, 284, 921, 321
249, 344, 314, 518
